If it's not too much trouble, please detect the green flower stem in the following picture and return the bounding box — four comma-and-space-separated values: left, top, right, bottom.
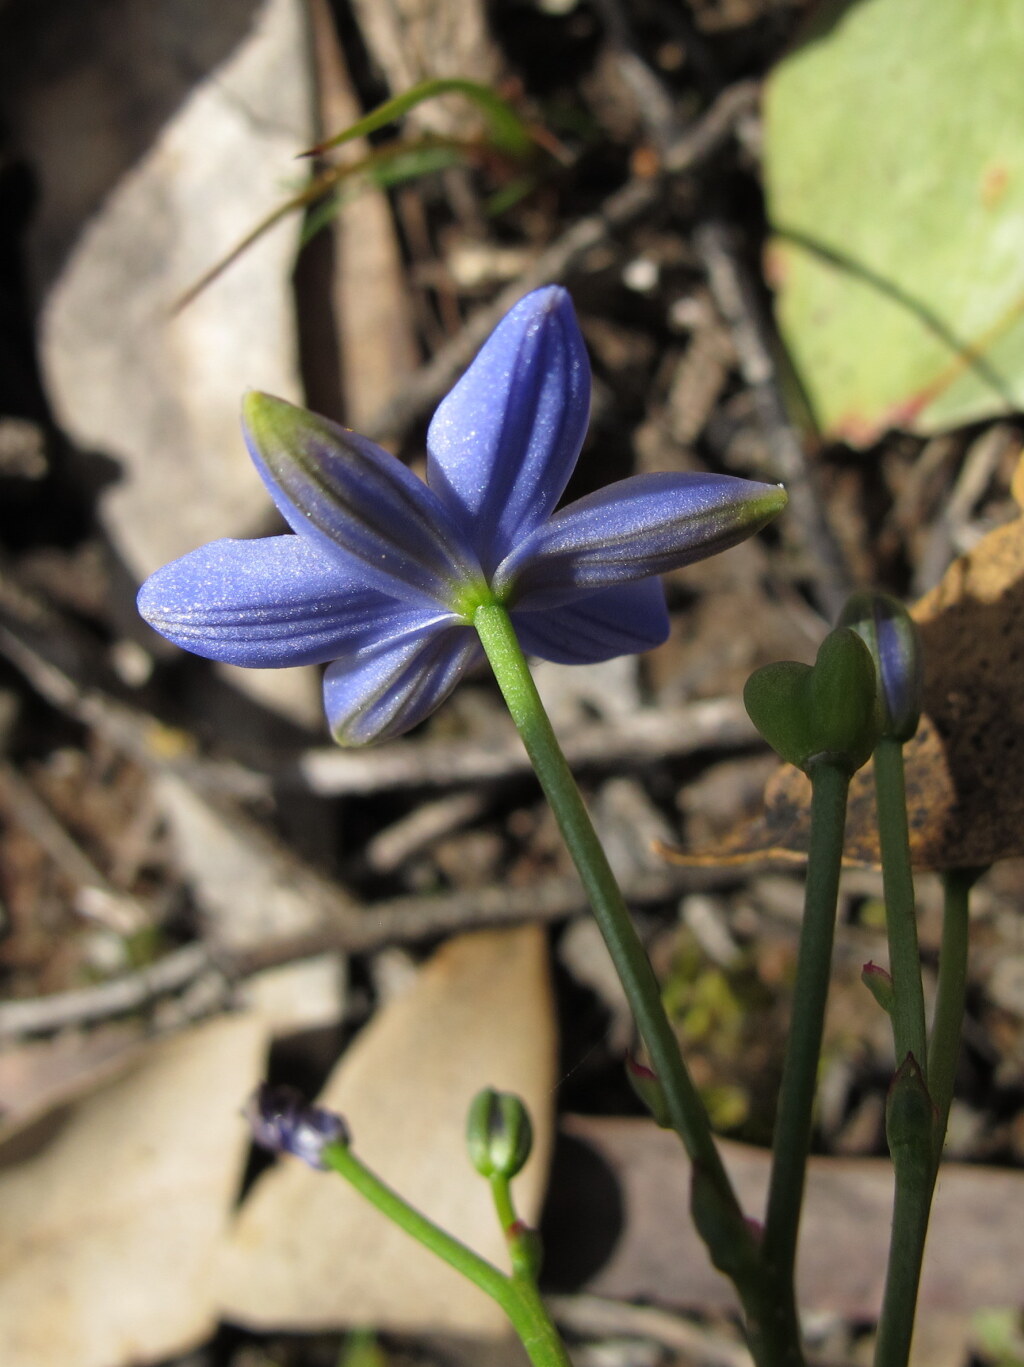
490, 1172, 518, 1237
872, 1142, 932, 1367
873, 737, 928, 1075
490, 1172, 543, 1283
474, 606, 802, 1365
322, 1141, 571, 1367
873, 869, 976, 1367
474, 606, 735, 1186
870, 743, 957, 1367
761, 759, 849, 1339
928, 869, 974, 1162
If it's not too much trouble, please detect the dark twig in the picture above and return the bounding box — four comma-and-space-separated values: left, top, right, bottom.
650, 0, 727, 98
363, 81, 760, 445
693, 219, 854, 621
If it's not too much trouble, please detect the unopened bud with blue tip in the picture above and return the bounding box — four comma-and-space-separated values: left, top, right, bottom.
246, 1083, 350, 1170
839, 590, 923, 743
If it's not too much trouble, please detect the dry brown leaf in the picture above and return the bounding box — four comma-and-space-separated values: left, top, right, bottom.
32, 0, 320, 728
0, 1024, 151, 1143
308, 0, 418, 428
556, 1115, 1024, 1319
665, 461, 1024, 871
0, 1015, 268, 1367
217, 927, 556, 1336
38, 0, 312, 579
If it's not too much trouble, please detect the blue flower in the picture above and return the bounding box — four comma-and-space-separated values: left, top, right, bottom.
246, 1084, 348, 1169
138, 287, 786, 745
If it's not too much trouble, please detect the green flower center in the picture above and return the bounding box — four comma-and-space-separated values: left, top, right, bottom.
451, 578, 505, 622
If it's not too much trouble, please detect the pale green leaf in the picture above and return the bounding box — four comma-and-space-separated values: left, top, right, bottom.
763, 0, 1024, 444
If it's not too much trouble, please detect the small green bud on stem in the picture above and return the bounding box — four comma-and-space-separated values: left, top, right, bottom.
743, 626, 880, 775
862, 961, 896, 1014
886, 1054, 936, 1186
690, 1161, 760, 1281
626, 1054, 672, 1128
466, 1088, 534, 1180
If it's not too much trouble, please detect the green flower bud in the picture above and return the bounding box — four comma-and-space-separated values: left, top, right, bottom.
690, 1162, 760, 1280
466, 1088, 533, 1179
886, 1054, 935, 1187
810, 627, 880, 769
743, 627, 880, 775
839, 591, 923, 742
861, 961, 895, 1015
625, 1054, 672, 1128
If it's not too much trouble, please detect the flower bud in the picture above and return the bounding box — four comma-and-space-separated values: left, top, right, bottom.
839, 590, 923, 742
466, 1088, 533, 1179
690, 1161, 760, 1280
626, 1054, 672, 1128
809, 627, 881, 770
246, 1083, 350, 1170
885, 1055, 935, 1186
861, 961, 895, 1014
743, 627, 879, 775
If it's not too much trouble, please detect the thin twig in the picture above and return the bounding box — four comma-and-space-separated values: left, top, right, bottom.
879, 432, 960, 576
0, 943, 215, 1038
232, 864, 739, 974
913, 422, 1018, 594
591, 0, 685, 152
365, 789, 491, 872
547, 1295, 753, 1367
0, 863, 739, 1039
363, 81, 760, 445
297, 697, 755, 795
5, 612, 755, 803
0, 625, 271, 800
693, 218, 854, 621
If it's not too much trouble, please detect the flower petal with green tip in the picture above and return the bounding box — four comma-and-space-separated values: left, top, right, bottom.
495, 473, 788, 608
243, 393, 482, 609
